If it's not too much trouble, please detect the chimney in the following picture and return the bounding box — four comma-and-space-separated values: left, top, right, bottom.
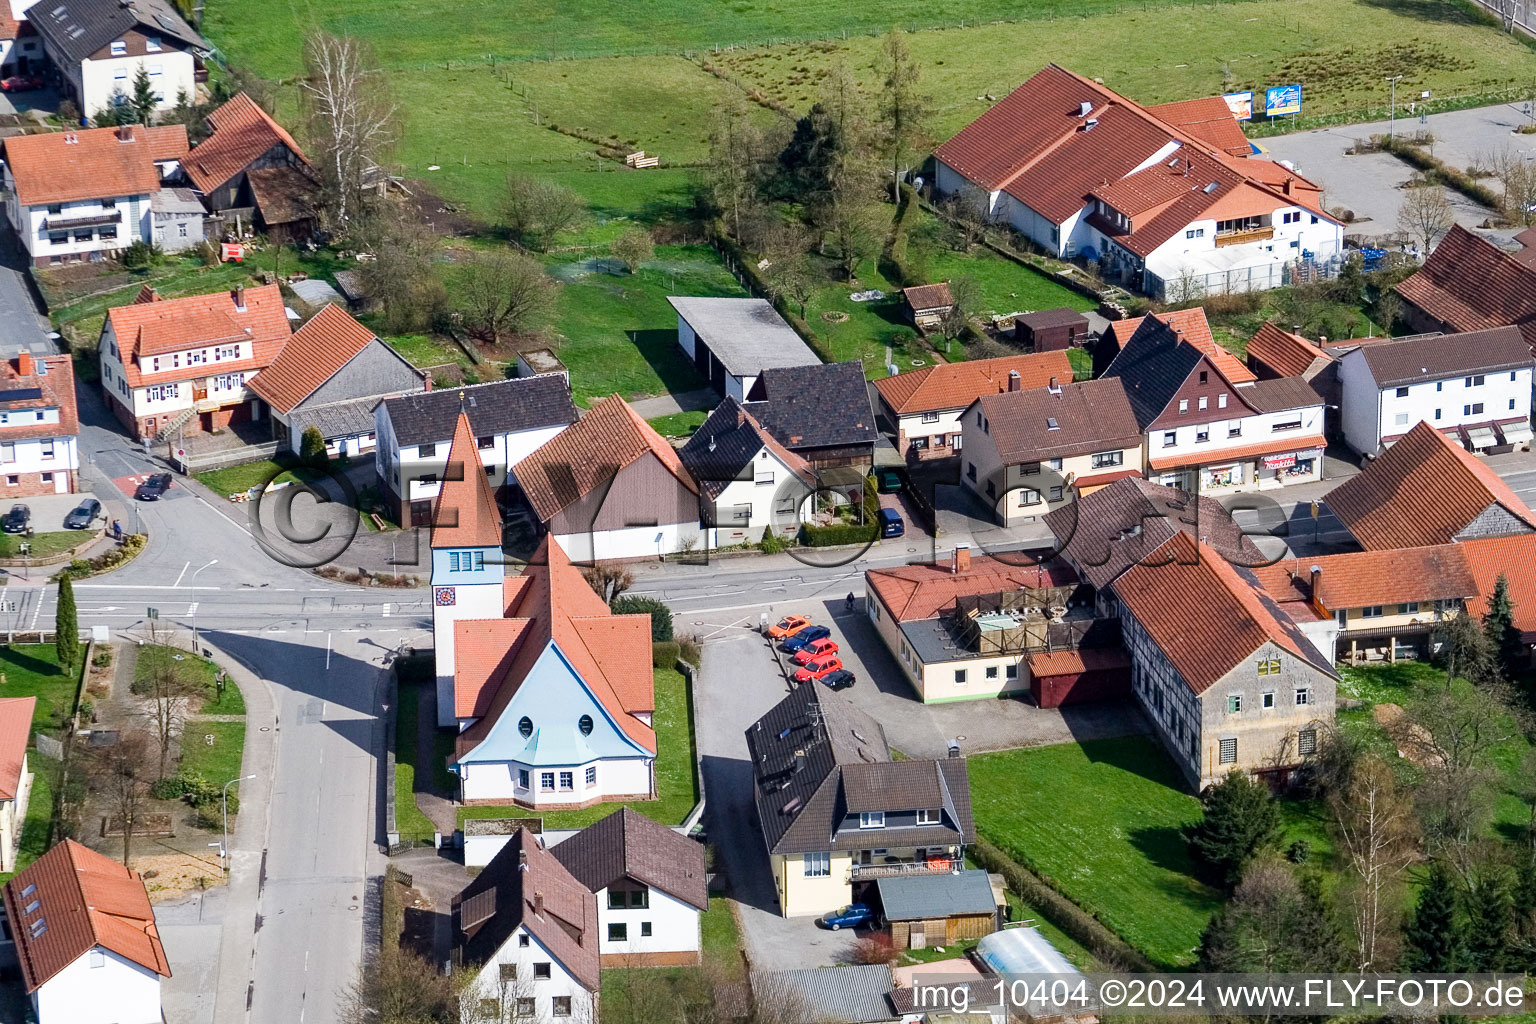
116, 124, 134, 143
1008, 369, 1021, 392
518, 848, 529, 871
423, 372, 434, 392
1318, 335, 1327, 344
1309, 564, 1323, 609
533, 891, 544, 916
1047, 375, 1061, 394
15, 351, 33, 377
232, 285, 246, 311
953, 543, 971, 574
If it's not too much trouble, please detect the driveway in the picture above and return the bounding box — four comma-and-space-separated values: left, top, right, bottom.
0, 215, 51, 359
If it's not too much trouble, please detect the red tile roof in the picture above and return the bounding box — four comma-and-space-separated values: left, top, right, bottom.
1146, 433, 1326, 471
183, 93, 309, 195
865, 554, 1078, 622
1247, 322, 1332, 379
1115, 532, 1328, 694
513, 395, 696, 523
1397, 225, 1536, 355
1326, 421, 1536, 549
1106, 308, 1255, 383
456, 536, 655, 755
1250, 546, 1477, 612
246, 304, 383, 414
430, 411, 504, 550
4, 124, 179, 206
104, 284, 291, 389
2, 839, 170, 992
0, 354, 79, 442
1462, 534, 1536, 639
1146, 96, 1252, 156
871, 352, 1073, 415
0, 697, 33, 800
453, 618, 531, 719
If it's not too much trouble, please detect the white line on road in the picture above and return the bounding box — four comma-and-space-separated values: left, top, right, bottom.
171, 561, 190, 587
186, 602, 198, 616
74, 584, 221, 591
382, 604, 390, 617
325, 632, 331, 670
28, 592, 42, 629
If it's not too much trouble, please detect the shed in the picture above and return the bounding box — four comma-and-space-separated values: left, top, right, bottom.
875, 870, 1001, 949
667, 296, 821, 402
752, 965, 898, 1024
516, 347, 570, 384
904, 282, 955, 330
1015, 308, 1090, 351
332, 269, 368, 309
1026, 648, 1133, 708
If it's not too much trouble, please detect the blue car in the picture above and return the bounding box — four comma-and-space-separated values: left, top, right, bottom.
817, 903, 873, 931
781, 624, 831, 653
878, 507, 904, 538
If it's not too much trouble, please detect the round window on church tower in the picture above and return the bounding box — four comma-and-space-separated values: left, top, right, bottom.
579, 715, 593, 736
519, 716, 533, 738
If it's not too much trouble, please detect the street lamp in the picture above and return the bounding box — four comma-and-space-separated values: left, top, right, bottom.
222, 774, 256, 870
189, 558, 218, 652
1385, 75, 1403, 138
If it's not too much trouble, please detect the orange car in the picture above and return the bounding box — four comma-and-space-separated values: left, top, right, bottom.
792, 637, 840, 665
794, 654, 844, 683
767, 614, 812, 640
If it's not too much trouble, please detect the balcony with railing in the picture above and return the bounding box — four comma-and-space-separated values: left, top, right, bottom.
1214, 216, 1273, 248
849, 851, 961, 880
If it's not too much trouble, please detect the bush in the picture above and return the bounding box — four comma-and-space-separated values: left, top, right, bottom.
119, 240, 164, 269
92, 649, 113, 668
611, 595, 673, 641
300, 426, 328, 466
54, 533, 145, 581
652, 640, 680, 670
151, 776, 186, 800
800, 522, 878, 547
758, 527, 786, 554
1185, 770, 1280, 887
678, 635, 701, 668
1286, 840, 1311, 864
850, 933, 900, 965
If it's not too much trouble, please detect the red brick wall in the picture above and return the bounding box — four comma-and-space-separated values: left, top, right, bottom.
0, 469, 74, 497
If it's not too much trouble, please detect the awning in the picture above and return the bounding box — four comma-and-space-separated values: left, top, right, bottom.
1499, 422, 1533, 446
1146, 434, 1327, 471
1466, 426, 1498, 449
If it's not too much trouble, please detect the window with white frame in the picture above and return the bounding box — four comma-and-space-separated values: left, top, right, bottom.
1295, 688, 1312, 706
917, 808, 940, 824
921, 411, 940, 423
804, 851, 830, 877
859, 811, 885, 829
110, 39, 126, 54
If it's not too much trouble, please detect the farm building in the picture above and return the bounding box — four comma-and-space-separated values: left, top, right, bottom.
875, 870, 1002, 949
1014, 307, 1089, 351
1025, 648, 1132, 707
903, 282, 954, 331
667, 297, 820, 402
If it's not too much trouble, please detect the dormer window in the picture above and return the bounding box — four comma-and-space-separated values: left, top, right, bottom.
916, 809, 940, 825
109, 39, 125, 55
858, 811, 884, 829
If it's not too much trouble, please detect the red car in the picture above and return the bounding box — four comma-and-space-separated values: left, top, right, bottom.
794, 654, 844, 683
792, 637, 839, 665
0, 75, 43, 93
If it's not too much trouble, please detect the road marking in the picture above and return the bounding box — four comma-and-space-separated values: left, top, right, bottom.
171, 561, 190, 587
381, 604, 390, 617
325, 632, 331, 670
75, 583, 221, 591
186, 602, 198, 616
28, 592, 42, 629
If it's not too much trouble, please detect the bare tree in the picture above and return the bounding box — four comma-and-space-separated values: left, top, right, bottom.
503, 175, 584, 251
703, 93, 768, 240
357, 206, 447, 332
1330, 754, 1417, 970
582, 564, 634, 603
90, 730, 153, 866
140, 656, 202, 780
826, 194, 884, 281
1492, 148, 1536, 227
456, 250, 558, 341
877, 28, 932, 200
939, 274, 982, 341
763, 253, 819, 318
339, 945, 458, 1024
300, 33, 398, 231
1397, 176, 1455, 253
609, 227, 655, 274
939, 189, 988, 252
1409, 682, 1520, 862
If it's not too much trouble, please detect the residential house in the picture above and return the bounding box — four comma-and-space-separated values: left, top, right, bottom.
0, 696, 33, 872
745, 683, 976, 918
678, 397, 815, 549
1104, 314, 1326, 493
668, 297, 821, 401
1250, 547, 1478, 664
1336, 326, 1533, 457
32, 0, 205, 119
246, 304, 424, 459
432, 426, 657, 801
871, 351, 1073, 460
0, 0, 44, 80
150, 187, 204, 251
744, 361, 880, 473
513, 395, 701, 562
876, 870, 1000, 950
97, 283, 289, 440
182, 92, 317, 242
0, 352, 79, 496
1326, 420, 1536, 549
0, 839, 171, 1024
902, 282, 954, 331
934, 65, 1342, 298
1397, 225, 1536, 355
1115, 531, 1337, 789
1013, 307, 1089, 351
550, 807, 708, 966
863, 545, 1095, 703
1098, 306, 1254, 383
4, 123, 187, 267
451, 829, 599, 1024
1462, 534, 1536, 667
958, 377, 1144, 525
375, 375, 578, 526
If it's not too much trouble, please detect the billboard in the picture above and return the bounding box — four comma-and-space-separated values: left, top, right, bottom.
1222, 91, 1254, 121
1265, 84, 1302, 118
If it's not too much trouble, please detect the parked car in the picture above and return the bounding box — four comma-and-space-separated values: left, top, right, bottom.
817, 903, 873, 930
63, 498, 101, 530
135, 473, 173, 500
821, 668, 856, 691
874, 468, 904, 494
0, 75, 44, 93
1, 505, 28, 533
781, 624, 831, 654
878, 507, 905, 538
793, 654, 843, 683
767, 614, 811, 640
792, 637, 839, 664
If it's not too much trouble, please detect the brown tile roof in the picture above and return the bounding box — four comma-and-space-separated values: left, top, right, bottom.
903, 282, 953, 311
973, 377, 1143, 462
183, 92, 309, 194
550, 807, 708, 911
105, 283, 291, 389
1115, 532, 1332, 695
1146, 96, 1252, 157
0, 697, 33, 800
430, 411, 504, 550
1397, 225, 1536, 355
1247, 322, 1332, 379
2, 839, 171, 992
453, 828, 599, 990
1026, 648, 1131, 677
872, 352, 1073, 415
1106, 307, 1255, 383
456, 536, 655, 755
1462, 534, 1536, 639
865, 554, 1078, 622
4, 125, 171, 206
1326, 421, 1536, 549
1146, 433, 1326, 471
245, 164, 316, 226
246, 304, 383, 413
0, 354, 79, 442
514, 395, 696, 523
1238, 376, 1322, 412
1354, 325, 1532, 387
1250, 546, 1477, 612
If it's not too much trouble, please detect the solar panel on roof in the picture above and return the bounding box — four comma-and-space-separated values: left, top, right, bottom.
154, 12, 180, 29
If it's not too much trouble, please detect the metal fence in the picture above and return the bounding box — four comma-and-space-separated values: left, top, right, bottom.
1152, 254, 1345, 301
173, 440, 281, 474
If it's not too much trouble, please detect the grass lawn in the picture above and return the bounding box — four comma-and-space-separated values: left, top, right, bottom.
647, 409, 708, 438
0, 645, 80, 735
194, 458, 322, 499
134, 644, 245, 715
459, 665, 698, 830
178, 720, 247, 788
701, 896, 745, 981
1005, 892, 1099, 971
968, 736, 1220, 967
382, 332, 474, 372
906, 212, 1095, 318
394, 681, 439, 837
0, 532, 85, 559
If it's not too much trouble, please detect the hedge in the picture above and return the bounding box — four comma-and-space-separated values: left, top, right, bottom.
651, 640, 680, 669
800, 522, 878, 547
612, 595, 674, 641
1375, 134, 1504, 211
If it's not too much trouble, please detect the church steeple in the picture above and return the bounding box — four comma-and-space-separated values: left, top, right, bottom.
430, 405, 503, 549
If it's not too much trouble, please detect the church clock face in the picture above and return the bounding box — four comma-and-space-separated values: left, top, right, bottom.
434, 587, 457, 607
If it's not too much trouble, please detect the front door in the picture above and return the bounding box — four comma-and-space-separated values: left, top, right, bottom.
909, 921, 925, 949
